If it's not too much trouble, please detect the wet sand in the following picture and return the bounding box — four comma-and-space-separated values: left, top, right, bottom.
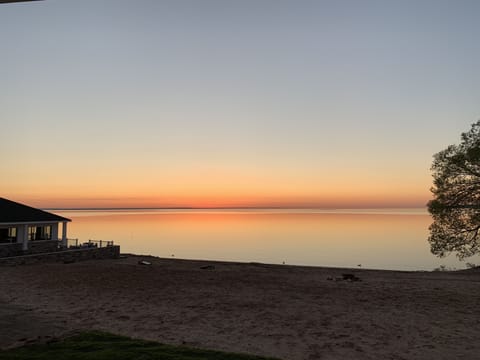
0, 255, 479, 359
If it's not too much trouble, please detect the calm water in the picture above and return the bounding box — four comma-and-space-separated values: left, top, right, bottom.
52, 209, 478, 271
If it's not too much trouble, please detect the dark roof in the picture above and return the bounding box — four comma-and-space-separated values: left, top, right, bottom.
0, 1, 43, 4
0, 198, 71, 224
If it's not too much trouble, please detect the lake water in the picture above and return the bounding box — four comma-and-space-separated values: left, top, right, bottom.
52, 209, 478, 271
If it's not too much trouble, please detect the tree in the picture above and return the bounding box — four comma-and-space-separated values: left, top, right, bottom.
428, 120, 480, 259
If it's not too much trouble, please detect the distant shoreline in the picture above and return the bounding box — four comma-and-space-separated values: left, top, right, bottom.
44, 206, 428, 211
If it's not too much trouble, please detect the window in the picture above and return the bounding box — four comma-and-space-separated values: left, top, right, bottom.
0, 227, 16, 243
43, 226, 51, 240
0, 228, 8, 243
28, 226, 53, 241
28, 226, 37, 241
8, 227, 16, 238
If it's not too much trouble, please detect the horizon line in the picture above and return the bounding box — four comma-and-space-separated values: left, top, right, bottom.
44, 206, 428, 211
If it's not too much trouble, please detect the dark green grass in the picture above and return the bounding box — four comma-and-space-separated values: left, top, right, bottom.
0, 331, 280, 360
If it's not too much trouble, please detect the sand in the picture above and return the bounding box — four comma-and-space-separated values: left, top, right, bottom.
0, 255, 479, 359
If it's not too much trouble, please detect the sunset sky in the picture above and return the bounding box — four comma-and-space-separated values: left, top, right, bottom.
1, 0, 480, 209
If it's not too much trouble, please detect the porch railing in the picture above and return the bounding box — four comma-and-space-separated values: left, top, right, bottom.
66, 238, 79, 248
67, 239, 114, 249
0, 238, 17, 245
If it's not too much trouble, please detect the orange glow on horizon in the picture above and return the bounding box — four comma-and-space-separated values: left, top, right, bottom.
11, 190, 430, 209
4, 163, 431, 209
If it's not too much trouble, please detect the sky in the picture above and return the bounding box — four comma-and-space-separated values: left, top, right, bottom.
1, 0, 480, 209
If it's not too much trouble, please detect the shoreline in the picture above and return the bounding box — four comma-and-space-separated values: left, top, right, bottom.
121, 253, 470, 273
1, 255, 479, 359
126, 254, 445, 273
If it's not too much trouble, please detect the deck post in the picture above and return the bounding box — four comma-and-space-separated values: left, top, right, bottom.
62, 221, 68, 247
21, 224, 28, 251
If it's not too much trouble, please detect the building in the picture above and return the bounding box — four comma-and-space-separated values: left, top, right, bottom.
0, 197, 71, 257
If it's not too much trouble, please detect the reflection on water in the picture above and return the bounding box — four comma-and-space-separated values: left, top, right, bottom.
52, 209, 477, 271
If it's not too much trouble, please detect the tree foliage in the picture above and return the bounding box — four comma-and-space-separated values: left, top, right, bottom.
428, 120, 480, 259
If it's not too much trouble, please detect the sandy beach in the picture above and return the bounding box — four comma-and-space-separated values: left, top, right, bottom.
0, 256, 479, 360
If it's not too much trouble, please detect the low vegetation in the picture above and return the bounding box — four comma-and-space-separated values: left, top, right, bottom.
0, 331, 280, 360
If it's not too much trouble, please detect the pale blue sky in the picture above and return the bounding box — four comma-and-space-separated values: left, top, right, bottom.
1, 0, 480, 207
